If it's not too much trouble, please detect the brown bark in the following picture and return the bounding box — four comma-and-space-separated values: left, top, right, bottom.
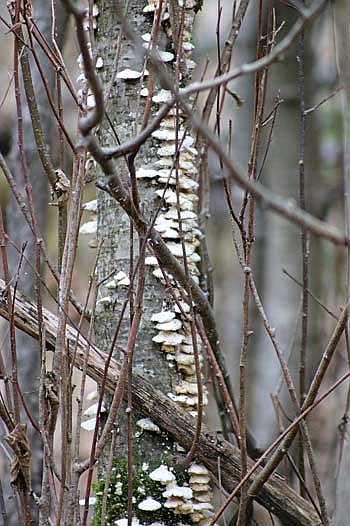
3, 2, 69, 522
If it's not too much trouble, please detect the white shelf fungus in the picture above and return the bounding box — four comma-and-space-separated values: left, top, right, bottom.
143, 2, 157, 13
152, 90, 172, 104
118, 276, 131, 286
83, 402, 106, 416
166, 241, 195, 257
174, 301, 190, 314
76, 72, 87, 84
138, 497, 162, 511
136, 168, 160, 179
79, 219, 97, 235
140, 87, 149, 97
161, 344, 176, 354
193, 492, 213, 503
136, 418, 161, 433
189, 475, 210, 485
151, 311, 176, 324
175, 381, 198, 395
188, 463, 209, 476
149, 465, 175, 484
157, 50, 174, 63
117, 68, 149, 80
152, 331, 184, 346
154, 216, 178, 232
114, 271, 130, 286
145, 256, 159, 266
95, 56, 104, 69
191, 484, 210, 492
155, 318, 182, 331
183, 41, 195, 51
152, 268, 174, 282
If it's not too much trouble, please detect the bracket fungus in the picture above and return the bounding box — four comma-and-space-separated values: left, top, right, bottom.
149, 465, 176, 485
137, 497, 162, 511
117, 68, 149, 80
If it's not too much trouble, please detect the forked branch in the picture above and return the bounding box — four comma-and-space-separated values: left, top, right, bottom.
0, 278, 328, 526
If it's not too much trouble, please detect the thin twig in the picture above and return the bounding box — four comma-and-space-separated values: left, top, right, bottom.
0, 277, 330, 526
297, 20, 308, 499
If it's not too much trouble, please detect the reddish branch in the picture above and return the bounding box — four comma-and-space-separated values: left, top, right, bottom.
0, 278, 325, 526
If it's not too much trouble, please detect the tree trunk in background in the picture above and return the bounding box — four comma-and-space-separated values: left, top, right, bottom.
334, 0, 350, 522
249, 7, 322, 448
205, 1, 260, 442
94, 2, 211, 524
206, 3, 303, 449
3, 3, 68, 523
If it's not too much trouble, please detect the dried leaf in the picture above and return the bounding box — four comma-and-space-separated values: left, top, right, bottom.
5, 423, 31, 490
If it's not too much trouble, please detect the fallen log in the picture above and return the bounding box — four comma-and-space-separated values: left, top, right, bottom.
0, 279, 321, 525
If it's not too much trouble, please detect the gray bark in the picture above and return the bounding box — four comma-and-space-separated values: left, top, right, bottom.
94, 0, 177, 462
334, 1, 350, 523
94, 6, 206, 525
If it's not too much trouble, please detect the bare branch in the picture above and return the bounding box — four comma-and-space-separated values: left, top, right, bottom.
0, 279, 323, 526
93, 0, 348, 247
180, 0, 327, 98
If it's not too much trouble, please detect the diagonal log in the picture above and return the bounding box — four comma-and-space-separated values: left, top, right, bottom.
0, 279, 321, 525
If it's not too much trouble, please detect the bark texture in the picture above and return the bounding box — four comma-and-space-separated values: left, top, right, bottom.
94, 0, 178, 461
92, 5, 212, 525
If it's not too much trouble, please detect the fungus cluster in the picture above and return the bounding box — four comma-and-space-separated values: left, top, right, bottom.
140, 3, 213, 524
142, 80, 206, 414
187, 464, 213, 523
82, 3, 99, 31
150, 302, 209, 415
121, 463, 215, 525
80, 199, 98, 247
149, 464, 193, 517
78, 1, 215, 523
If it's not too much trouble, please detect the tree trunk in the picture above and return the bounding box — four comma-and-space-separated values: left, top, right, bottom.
334, 0, 350, 521
93, 1, 212, 524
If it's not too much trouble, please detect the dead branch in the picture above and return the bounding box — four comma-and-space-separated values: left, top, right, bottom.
0, 278, 321, 526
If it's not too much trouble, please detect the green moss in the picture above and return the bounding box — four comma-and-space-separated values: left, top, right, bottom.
92, 457, 189, 526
